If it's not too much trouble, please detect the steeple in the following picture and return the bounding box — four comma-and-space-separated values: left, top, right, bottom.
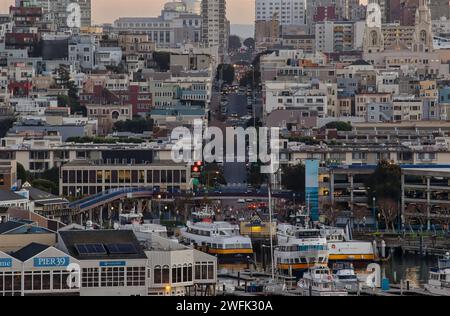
413, 0, 433, 52
363, 2, 384, 54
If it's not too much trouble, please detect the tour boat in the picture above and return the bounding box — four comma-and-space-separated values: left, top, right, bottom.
180, 213, 254, 264
321, 226, 376, 263
274, 223, 329, 279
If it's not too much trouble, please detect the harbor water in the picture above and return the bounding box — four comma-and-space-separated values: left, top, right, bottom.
218, 251, 438, 288
383, 252, 436, 287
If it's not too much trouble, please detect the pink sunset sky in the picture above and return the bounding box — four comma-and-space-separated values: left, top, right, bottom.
0, 0, 257, 24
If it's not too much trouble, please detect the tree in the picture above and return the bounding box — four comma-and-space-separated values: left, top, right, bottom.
0, 118, 15, 138
378, 198, 400, 232
228, 35, 242, 51
353, 204, 370, 231
55, 65, 84, 115
325, 121, 353, 132
200, 163, 227, 189
153, 52, 171, 72
281, 164, 305, 196
17, 163, 28, 184
41, 167, 60, 187
322, 202, 342, 226
366, 161, 402, 203
216, 64, 235, 85
435, 206, 450, 232
243, 38, 256, 50
248, 161, 268, 188
32, 179, 58, 195
113, 118, 154, 134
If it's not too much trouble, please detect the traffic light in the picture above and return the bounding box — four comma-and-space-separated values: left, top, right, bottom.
191, 161, 203, 177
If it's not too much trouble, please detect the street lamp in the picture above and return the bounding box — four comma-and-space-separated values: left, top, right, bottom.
377, 213, 382, 233
157, 194, 162, 218
372, 197, 377, 231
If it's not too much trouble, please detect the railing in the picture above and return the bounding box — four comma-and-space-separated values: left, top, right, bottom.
69, 187, 155, 211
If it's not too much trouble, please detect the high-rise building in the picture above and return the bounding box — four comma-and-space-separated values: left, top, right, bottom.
429, 0, 450, 20
255, 0, 307, 26
386, 0, 418, 26
17, 0, 91, 29
201, 0, 227, 54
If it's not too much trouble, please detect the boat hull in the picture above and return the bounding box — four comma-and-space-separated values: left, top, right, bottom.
299, 288, 348, 297
194, 245, 254, 264
424, 284, 450, 296
277, 263, 328, 280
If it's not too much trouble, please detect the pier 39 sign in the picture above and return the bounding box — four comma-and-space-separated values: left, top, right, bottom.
34, 257, 70, 268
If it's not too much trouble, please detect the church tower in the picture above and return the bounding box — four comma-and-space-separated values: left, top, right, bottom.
363, 2, 384, 54
413, 0, 433, 52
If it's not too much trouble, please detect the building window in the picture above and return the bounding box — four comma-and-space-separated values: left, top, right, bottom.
82, 268, 99, 288
126, 267, 145, 287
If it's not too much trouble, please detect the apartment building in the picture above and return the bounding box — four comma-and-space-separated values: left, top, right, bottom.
315, 21, 356, 53
355, 93, 392, 118
264, 81, 328, 118
255, 0, 307, 26
201, 0, 228, 55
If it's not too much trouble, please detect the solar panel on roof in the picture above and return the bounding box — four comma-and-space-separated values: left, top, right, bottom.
106, 243, 137, 255
75, 243, 107, 256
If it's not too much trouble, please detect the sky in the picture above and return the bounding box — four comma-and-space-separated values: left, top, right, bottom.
0, 0, 256, 25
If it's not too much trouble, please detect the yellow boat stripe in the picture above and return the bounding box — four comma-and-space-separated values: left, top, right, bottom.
208, 249, 254, 255
328, 254, 375, 260
278, 263, 328, 270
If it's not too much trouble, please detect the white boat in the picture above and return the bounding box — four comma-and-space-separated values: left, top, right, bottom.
180, 219, 253, 264
320, 226, 376, 263
332, 262, 360, 293
275, 223, 329, 279
116, 212, 168, 242
425, 253, 450, 296
298, 266, 348, 296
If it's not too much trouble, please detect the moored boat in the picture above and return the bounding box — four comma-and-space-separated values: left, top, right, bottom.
425, 252, 450, 296
298, 266, 348, 296
180, 216, 254, 264
275, 223, 329, 279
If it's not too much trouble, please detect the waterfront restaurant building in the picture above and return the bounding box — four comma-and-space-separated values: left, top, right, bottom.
0, 243, 80, 296
1, 229, 218, 296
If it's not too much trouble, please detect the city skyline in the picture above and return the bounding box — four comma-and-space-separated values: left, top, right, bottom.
1, 0, 256, 24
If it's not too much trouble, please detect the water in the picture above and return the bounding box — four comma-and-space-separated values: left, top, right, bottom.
218, 251, 438, 288
383, 252, 436, 287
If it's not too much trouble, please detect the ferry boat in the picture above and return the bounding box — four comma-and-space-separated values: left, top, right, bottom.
179, 211, 254, 264
332, 262, 360, 293
115, 212, 169, 242
298, 266, 348, 296
320, 226, 376, 263
274, 223, 329, 279
425, 253, 450, 296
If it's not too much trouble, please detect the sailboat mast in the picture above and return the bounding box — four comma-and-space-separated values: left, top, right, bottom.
269, 175, 275, 280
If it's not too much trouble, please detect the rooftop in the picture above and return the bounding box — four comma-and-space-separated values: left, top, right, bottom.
0, 190, 28, 202
11, 243, 50, 262
59, 230, 147, 260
